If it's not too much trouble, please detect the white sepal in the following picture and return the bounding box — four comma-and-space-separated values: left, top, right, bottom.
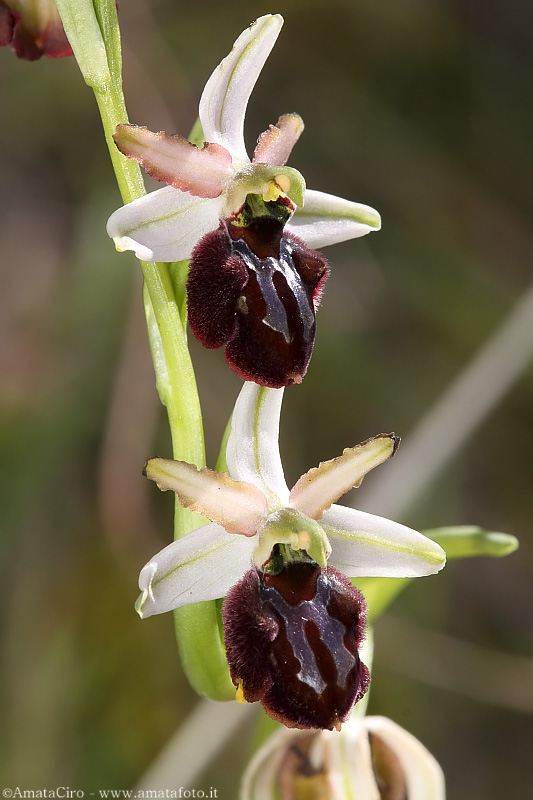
322, 504, 446, 578
199, 14, 283, 164
106, 186, 223, 262
287, 189, 381, 248
136, 523, 256, 617
226, 383, 290, 507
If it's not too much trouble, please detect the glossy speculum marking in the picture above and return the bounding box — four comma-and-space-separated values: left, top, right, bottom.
187, 195, 329, 387
223, 562, 370, 730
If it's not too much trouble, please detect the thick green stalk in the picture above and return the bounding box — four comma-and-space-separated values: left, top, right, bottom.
56, 0, 233, 699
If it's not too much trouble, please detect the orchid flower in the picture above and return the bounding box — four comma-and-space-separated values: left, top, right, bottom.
241, 715, 446, 799
106, 15, 381, 387
0, 0, 72, 60
138, 383, 445, 616
138, 382, 445, 728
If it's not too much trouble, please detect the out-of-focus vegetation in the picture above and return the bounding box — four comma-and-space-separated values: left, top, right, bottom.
1, 1, 532, 797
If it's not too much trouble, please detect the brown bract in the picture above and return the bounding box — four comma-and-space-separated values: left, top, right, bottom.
0, 0, 72, 60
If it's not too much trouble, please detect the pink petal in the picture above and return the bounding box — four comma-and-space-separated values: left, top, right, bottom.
113, 124, 233, 199
253, 114, 305, 166
290, 434, 399, 520
144, 457, 267, 537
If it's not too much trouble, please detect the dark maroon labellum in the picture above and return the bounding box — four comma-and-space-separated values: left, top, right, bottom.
186, 200, 329, 388
222, 562, 370, 730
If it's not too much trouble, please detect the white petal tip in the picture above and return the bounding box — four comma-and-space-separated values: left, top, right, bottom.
139, 561, 156, 591
134, 592, 148, 619
112, 235, 154, 262
250, 14, 284, 34
421, 542, 447, 574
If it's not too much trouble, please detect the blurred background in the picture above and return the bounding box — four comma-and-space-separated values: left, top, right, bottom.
1, 0, 532, 797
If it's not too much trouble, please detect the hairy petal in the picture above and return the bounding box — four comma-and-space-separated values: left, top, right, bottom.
144, 457, 267, 537
226, 382, 290, 506
114, 124, 233, 198
287, 189, 381, 248
106, 186, 223, 262
253, 113, 305, 166
199, 14, 283, 163
322, 505, 446, 578
136, 523, 256, 617
290, 434, 399, 520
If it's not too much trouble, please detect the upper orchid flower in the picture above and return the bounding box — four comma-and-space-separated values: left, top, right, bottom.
0, 0, 72, 60
138, 383, 445, 729
106, 15, 381, 387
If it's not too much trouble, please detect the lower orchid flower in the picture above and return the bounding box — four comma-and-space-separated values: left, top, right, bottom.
106, 14, 381, 387
241, 714, 446, 799
137, 383, 445, 729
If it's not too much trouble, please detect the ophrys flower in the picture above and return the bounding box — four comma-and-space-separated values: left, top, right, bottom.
137, 383, 445, 728
107, 15, 381, 386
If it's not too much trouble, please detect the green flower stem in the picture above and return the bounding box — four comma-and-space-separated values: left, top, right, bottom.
57, 0, 233, 700
93, 89, 145, 204
54, 0, 110, 89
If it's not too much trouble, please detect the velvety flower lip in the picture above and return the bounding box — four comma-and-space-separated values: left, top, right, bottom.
222, 562, 371, 730
241, 714, 446, 799
185, 199, 331, 388
0, 0, 72, 60
136, 382, 446, 619
106, 14, 381, 264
